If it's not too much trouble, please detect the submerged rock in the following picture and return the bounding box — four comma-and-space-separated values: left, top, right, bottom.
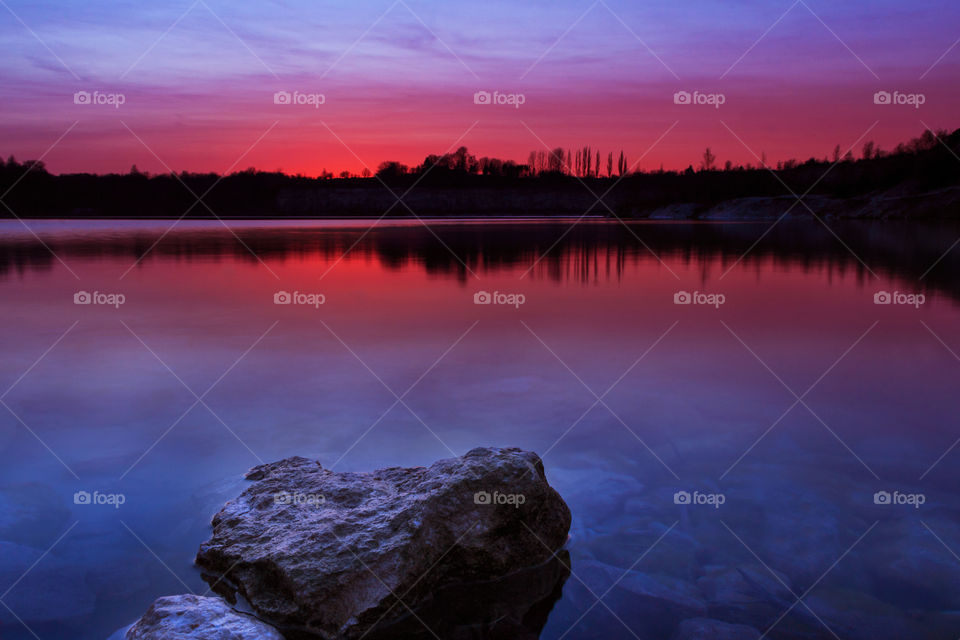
573, 560, 707, 638
0, 541, 95, 623
671, 617, 760, 640
697, 564, 794, 630
125, 594, 284, 639
0, 483, 71, 546
196, 447, 571, 639
361, 550, 570, 640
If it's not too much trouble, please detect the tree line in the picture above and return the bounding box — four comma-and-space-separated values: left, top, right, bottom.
1, 127, 958, 218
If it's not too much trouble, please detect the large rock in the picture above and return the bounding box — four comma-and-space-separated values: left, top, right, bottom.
125, 594, 284, 639
196, 447, 571, 639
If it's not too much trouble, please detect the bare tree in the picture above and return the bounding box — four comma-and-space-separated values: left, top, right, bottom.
700, 147, 716, 171
548, 147, 564, 173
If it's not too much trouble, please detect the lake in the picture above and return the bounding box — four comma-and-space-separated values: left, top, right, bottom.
1, 218, 959, 639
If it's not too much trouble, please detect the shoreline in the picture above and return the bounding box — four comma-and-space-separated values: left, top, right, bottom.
3, 184, 959, 222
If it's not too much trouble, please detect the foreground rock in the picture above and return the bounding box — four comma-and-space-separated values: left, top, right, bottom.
196, 447, 571, 639
125, 595, 283, 639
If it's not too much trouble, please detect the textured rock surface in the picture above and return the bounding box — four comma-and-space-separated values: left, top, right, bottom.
125, 595, 284, 640
196, 447, 571, 639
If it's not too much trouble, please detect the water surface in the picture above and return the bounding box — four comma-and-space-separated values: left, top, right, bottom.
1, 219, 959, 639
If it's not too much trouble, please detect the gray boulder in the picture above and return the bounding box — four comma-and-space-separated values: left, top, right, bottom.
195, 447, 571, 639
125, 594, 283, 639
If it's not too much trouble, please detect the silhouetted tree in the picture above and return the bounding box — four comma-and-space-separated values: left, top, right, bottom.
376, 161, 409, 180
700, 148, 716, 171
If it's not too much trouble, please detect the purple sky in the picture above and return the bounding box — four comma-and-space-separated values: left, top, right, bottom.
1, 0, 958, 175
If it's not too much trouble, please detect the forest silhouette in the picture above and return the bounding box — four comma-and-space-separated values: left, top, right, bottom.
2, 128, 958, 219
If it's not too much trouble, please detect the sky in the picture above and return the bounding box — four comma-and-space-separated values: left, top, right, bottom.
1, 0, 959, 176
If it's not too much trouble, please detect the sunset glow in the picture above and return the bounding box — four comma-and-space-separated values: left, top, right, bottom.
2, 0, 959, 176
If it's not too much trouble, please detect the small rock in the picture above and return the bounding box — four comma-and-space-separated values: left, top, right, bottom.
125, 594, 284, 639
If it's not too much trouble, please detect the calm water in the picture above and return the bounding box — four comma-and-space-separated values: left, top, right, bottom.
1, 219, 959, 639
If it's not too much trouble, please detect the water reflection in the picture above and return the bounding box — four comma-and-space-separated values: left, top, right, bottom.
1, 219, 958, 296
0, 220, 958, 640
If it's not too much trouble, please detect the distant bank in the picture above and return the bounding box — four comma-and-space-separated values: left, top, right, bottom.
2, 128, 958, 220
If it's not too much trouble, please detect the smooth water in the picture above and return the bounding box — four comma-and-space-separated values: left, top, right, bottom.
1, 219, 959, 639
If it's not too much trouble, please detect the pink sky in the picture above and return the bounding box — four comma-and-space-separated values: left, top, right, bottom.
1, 0, 958, 176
